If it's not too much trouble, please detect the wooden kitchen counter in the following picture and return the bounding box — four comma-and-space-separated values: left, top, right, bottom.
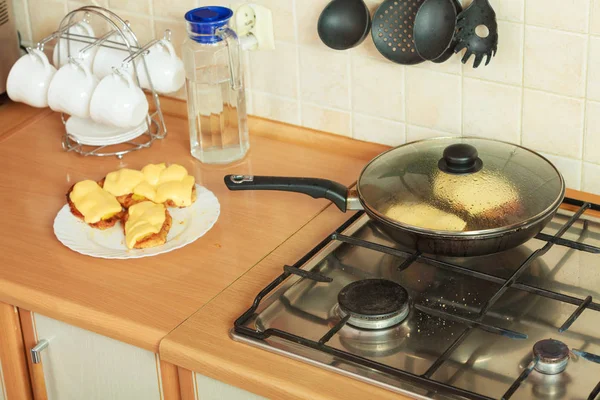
0, 106, 386, 353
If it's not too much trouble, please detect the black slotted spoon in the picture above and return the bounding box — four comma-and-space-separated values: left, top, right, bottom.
371, 0, 426, 65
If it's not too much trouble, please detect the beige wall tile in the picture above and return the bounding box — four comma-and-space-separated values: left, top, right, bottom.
463, 78, 521, 143
153, 0, 197, 20
252, 92, 300, 125
526, 0, 589, 33
301, 103, 352, 137
416, 53, 462, 75
583, 162, 600, 195
462, 0, 524, 23
118, 12, 154, 45
154, 20, 187, 58
12, 0, 32, 43
405, 68, 461, 134
198, 0, 229, 6
587, 37, 600, 101
523, 26, 587, 98
29, 0, 67, 42
249, 45, 298, 98
584, 101, 600, 164
592, 0, 600, 35
350, 0, 384, 59
350, 37, 381, 61
295, 0, 330, 47
18, 0, 600, 167
108, 0, 150, 15
539, 152, 582, 190
351, 56, 404, 122
463, 21, 523, 86
250, 0, 295, 43
67, 0, 108, 9
491, 0, 524, 23
522, 89, 584, 159
353, 114, 405, 146
406, 125, 458, 142
66, 2, 110, 34
299, 46, 350, 110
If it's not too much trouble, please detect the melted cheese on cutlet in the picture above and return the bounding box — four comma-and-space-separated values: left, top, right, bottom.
103, 168, 145, 197
132, 164, 195, 207
125, 201, 166, 249
70, 180, 122, 224
155, 175, 195, 206
140, 163, 166, 185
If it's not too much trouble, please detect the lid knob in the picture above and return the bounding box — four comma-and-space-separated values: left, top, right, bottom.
438, 143, 483, 174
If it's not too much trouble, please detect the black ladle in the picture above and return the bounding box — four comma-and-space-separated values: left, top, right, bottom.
413, 0, 457, 61
318, 0, 371, 50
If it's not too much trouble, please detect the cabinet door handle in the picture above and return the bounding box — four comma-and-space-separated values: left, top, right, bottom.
31, 339, 49, 364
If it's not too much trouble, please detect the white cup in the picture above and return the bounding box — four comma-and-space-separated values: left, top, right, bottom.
89, 70, 149, 128
6, 48, 57, 108
92, 33, 135, 80
47, 59, 99, 118
138, 40, 185, 94
52, 21, 97, 69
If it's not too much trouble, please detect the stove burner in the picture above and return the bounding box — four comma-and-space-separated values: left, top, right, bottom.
338, 279, 409, 330
533, 339, 570, 375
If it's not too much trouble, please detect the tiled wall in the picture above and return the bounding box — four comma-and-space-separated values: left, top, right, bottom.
10, 0, 600, 193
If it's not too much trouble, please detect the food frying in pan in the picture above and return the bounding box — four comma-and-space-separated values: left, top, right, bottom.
384, 202, 467, 231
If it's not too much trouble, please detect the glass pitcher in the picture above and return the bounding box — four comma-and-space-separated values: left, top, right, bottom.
183, 6, 249, 164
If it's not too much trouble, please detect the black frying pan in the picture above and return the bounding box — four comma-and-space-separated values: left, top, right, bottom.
224, 139, 565, 257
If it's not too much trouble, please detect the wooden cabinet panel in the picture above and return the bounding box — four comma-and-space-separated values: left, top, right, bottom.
0, 303, 32, 400
194, 373, 267, 400
31, 313, 162, 400
0, 364, 6, 400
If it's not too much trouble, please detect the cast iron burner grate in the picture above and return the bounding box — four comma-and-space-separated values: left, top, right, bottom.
337, 279, 410, 330
233, 197, 600, 400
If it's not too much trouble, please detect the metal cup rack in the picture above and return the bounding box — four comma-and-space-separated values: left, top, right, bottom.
37, 6, 170, 158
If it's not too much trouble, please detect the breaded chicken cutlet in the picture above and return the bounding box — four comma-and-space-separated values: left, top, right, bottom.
123, 202, 172, 249
66, 181, 124, 230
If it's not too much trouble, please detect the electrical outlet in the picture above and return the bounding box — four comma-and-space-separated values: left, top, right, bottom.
230, 3, 275, 51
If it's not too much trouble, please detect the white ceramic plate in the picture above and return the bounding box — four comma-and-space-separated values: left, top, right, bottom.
53, 185, 220, 259
66, 117, 148, 145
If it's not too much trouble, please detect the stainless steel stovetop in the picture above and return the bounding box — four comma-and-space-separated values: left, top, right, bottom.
232, 199, 600, 400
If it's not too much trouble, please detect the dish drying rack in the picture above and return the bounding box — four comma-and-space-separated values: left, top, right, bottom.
36, 6, 169, 158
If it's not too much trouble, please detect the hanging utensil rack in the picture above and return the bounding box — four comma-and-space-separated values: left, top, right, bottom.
36, 6, 170, 158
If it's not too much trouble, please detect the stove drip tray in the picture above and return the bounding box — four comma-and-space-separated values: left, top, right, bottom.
337, 279, 410, 330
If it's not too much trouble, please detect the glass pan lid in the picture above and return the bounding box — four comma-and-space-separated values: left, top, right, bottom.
357, 138, 565, 234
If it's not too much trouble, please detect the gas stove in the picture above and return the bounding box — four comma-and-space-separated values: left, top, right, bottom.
231, 198, 600, 400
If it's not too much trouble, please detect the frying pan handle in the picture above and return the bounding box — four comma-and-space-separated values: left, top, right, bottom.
224, 175, 350, 212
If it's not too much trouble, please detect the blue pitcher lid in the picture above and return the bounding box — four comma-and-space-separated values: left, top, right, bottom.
185, 6, 233, 43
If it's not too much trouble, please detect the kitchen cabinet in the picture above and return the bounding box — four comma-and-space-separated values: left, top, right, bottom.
22, 312, 166, 400
0, 302, 33, 399
193, 372, 267, 400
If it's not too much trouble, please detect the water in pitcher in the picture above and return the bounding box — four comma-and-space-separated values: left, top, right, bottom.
186, 65, 248, 164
